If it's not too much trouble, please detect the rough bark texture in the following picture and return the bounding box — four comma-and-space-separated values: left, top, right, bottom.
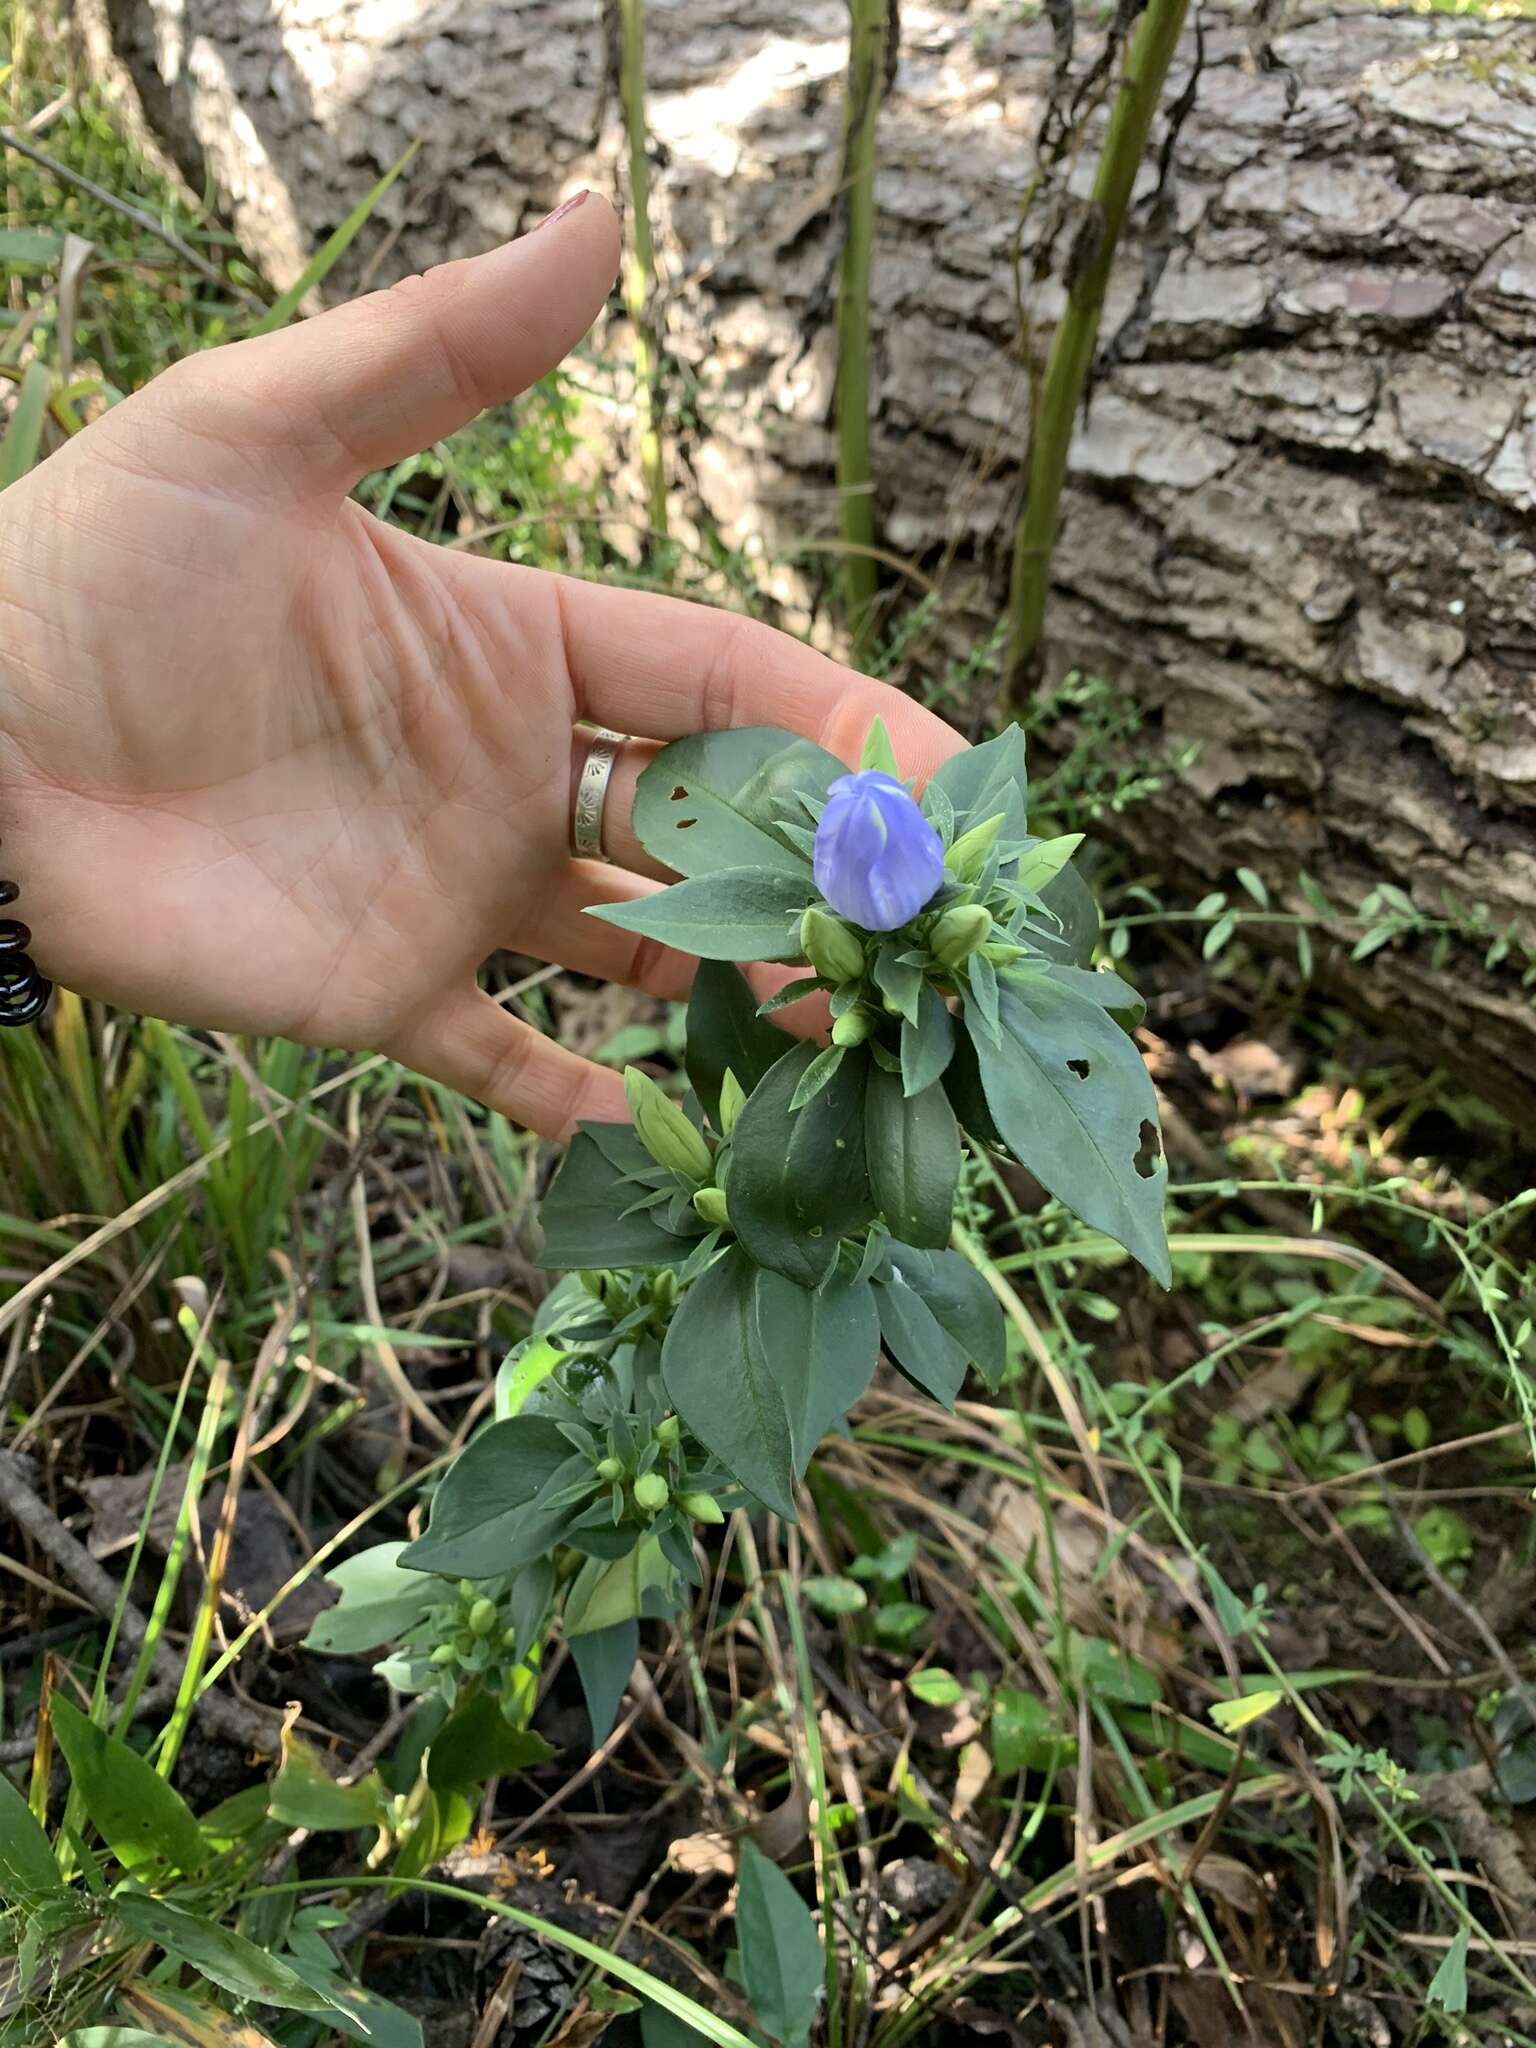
79, 0, 1536, 1118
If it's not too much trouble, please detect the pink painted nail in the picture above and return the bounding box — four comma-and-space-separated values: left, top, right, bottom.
529, 189, 590, 234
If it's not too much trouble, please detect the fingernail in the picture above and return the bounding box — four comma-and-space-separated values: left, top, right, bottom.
529, 189, 589, 234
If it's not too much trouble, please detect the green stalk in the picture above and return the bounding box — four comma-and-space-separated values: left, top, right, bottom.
1002, 0, 1191, 701
835, 0, 888, 658
619, 0, 667, 537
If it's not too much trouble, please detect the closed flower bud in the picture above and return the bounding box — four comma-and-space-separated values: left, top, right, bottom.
718, 1067, 747, 1136
430, 1642, 457, 1667
931, 903, 992, 969
624, 1066, 714, 1183
813, 771, 945, 933
595, 1455, 624, 1483
693, 1185, 731, 1228
800, 905, 867, 983
831, 1007, 876, 1047
468, 1597, 498, 1637
655, 1414, 681, 1448
633, 1471, 669, 1513
946, 811, 1004, 884
678, 1491, 725, 1525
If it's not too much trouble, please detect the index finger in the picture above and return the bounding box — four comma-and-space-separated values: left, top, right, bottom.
544, 571, 967, 780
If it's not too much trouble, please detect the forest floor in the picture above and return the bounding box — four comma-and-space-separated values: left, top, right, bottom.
4, 22, 1536, 2048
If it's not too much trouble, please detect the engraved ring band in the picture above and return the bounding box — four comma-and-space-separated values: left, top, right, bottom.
571, 727, 627, 861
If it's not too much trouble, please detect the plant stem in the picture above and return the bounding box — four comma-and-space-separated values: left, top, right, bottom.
1001, 0, 1191, 702
835, 0, 888, 659
619, 0, 667, 538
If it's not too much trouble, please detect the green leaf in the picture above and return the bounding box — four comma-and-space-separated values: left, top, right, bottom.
966, 973, 1169, 1286
247, 142, 419, 336
0, 360, 51, 488
1427, 1927, 1469, 2014
801, 1576, 868, 1617
631, 728, 842, 878
860, 716, 900, 777
569, 1620, 639, 1746
538, 1129, 692, 1271
875, 1277, 970, 1407
941, 1025, 1002, 1147
564, 1538, 675, 1637
907, 1669, 966, 1707
728, 1043, 873, 1288
1011, 834, 1083, 895
788, 1042, 846, 1110
885, 1243, 1005, 1386
113, 1895, 336, 2015
990, 1688, 1062, 1774
1208, 1691, 1283, 1733
1034, 862, 1100, 969
900, 985, 955, 1097
401, 1416, 587, 1577
1047, 964, 1145, 1033
588, 870, 810, 962
926, 727, 1028, 841
735, 1839, 823, 2048
0, 1767, 60, 1907
51, 1697, 207, 1878
871, 942, 922, 1026
865, 1067, 960, 1250
685, 962, 789, 1127
427, 1692, 555, 1792
269, 1735, 389, 1832
302, 1542, 437, 1655
662, 1247, 795, 1518
750, 1266, 880, 1471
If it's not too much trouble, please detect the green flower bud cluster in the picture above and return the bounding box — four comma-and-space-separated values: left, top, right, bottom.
423, 1577, 518, 1686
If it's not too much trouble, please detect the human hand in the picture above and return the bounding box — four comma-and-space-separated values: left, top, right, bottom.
0, 191, 962, 1134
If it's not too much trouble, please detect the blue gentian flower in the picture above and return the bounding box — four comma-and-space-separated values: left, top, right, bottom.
813, 770, 945, 932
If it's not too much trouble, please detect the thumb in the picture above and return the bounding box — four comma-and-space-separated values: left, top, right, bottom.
149, 191, 619, 495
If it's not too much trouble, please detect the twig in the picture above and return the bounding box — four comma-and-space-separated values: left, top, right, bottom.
1347, 1417, 1535, 1714
0, 125, 261, 307
0, 1448, 284, 1754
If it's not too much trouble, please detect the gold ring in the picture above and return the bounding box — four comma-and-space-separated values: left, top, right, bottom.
571, 728, 625, 860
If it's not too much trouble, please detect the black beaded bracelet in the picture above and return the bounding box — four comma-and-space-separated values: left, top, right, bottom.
0, 864, 52, 1026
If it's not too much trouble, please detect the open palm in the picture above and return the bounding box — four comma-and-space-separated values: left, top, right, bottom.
0, 192, 959, 1134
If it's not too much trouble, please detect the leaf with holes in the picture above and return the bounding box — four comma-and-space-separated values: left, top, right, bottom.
965, 971, 1170, 1286
630, 728, 844, 878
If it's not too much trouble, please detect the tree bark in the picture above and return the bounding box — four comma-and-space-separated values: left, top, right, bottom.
78, 0, 1536, 1121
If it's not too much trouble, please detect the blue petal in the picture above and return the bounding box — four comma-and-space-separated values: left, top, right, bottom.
813, 771, 945, 932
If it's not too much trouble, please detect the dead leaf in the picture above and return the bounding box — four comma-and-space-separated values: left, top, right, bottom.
120, 1981, 279, 2046
670, 1831, 735, 1878
951, 1739, 991, 1824
988, 1482, 1149, 1643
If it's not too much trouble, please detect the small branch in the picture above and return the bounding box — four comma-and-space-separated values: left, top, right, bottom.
834, 0, 890, 658
0, 1449, 284, 1756
1001, 0, 1192, 703
617, 0, 668, 539
0, 125, 261, 308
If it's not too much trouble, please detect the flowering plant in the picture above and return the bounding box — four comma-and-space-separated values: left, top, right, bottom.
316, 720, 1167, 1746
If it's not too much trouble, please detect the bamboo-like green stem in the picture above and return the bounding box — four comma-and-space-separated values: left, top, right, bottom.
1002, 0, 1191, 702
619, 0, 667, 539
834, 0, 888, 659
